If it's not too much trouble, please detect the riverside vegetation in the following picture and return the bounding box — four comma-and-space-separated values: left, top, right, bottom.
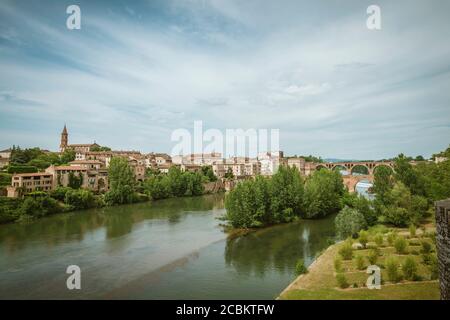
279, 146, 450, 300
0, 153, 218, 224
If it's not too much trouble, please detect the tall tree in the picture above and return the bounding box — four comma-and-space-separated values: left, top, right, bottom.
105, 157, 136, 205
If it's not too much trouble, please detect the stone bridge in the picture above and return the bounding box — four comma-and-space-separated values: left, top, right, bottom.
342, 175, 374, 193
313, 161, 394, 175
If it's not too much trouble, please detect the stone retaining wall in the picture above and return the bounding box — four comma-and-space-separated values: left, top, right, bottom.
435, 199, 450, 300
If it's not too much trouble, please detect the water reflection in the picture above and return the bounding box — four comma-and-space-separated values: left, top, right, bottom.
224, 217, 336, 278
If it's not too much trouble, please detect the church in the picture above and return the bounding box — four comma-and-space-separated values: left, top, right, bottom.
59, 125, 100, 153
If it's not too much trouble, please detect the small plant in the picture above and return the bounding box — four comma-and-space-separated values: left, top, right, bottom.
338, 243, 354, 260
374, 234, 383, 247
358, 230, 369, 248
386, 257, 401, 283
352, 282, 358, 288
334, 257, 343, 272
422, 253, 431, 265
421, 240, 432, 254
409, 239, 421, 246
429, 254, 439, 280
394, 237, 408, 254
367, 249, 379, 265
355, 255, 365, 270
409, 224, 416, 238
402, 257, 418, 281
336, 273, 349, 289
295, 259, 308, 275
387, 232, 397, 246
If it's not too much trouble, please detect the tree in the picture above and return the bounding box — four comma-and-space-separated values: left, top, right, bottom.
372, 165, 394, 204
68, 172, 83, 189
90, 146, 112, 152
64, 189, 96, 210
60, 149, 75, 164
302, 170, 344, 218
224, 167, 234, 179
394, 154, 425, 196
335, 206, 367, 239
105, 157, 136, 205
201, 165, 217, 182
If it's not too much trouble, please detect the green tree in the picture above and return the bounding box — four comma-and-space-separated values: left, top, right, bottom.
372, 165, 394, 204
105, 157, 136, 205
335, 206, 367, 239
302, 170, 344, 218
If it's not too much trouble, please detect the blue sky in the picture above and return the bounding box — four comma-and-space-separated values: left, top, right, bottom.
0, 0, 449, 159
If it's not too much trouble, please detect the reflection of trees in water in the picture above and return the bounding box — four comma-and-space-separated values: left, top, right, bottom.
0, 193, 225, 252
224, 218, 336, 278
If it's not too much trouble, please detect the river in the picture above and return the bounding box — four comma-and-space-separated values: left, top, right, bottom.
0, 193, 336, 299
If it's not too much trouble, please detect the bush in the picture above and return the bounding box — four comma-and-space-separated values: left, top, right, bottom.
409, 225, 416, 238
422, 253, 432, 265
338, 242, 353, 260
358, 230, 369, 248
394, 237, 408, 254
18, 195, 61, 218
429, 254, 439, 280
7, 165, 38, 174
402, 257, 418, 281
64, 189, 96, 210
335, 206, 367, 239
295, 259, 308, 275
386, 257, 401, 283
374, 234, 384, 247
334, 257, 343, 272
367, 249, 379, 265
387, 232, 397, 246
336, 273, 349, 289
355, 255, 365, 270
420, 240, 432, 254
50, 186, 73, 201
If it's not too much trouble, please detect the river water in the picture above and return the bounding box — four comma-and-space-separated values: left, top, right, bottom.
0, 193, 335, 299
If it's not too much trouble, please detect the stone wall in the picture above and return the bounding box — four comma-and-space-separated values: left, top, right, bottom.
435, 199, 450, 300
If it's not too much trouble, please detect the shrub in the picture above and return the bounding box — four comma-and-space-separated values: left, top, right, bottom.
422, 253, 432, 265
358, 230, 369, 248
18, 195, 61, 218
386, 257, 401, 283
355, 255, 365, 270
387, 232, 397, 246
402, 257, 418, 281
335, 206, 367, 239
334, 257, 343, 272
409, 239, 420, 246
420, 240, 432, 254
367, 249, 379, 265
374, 234, 383, 247
338, 242, 354, 260
295, 259, 308, 275
336, 273, 349, 289
429, 254, 439, 280
64, 189, 96, 210
394, 237, 408, 254
409, 225, 416, 238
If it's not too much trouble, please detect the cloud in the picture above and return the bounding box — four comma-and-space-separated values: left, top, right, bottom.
0, 0, 449, 159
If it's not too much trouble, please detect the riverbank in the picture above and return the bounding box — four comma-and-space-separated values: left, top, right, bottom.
278, 223, 440, 300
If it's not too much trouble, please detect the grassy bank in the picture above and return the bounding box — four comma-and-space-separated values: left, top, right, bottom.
279, 222, 440, 300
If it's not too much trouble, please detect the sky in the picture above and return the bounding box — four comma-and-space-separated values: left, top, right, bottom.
0, 0, 449, 159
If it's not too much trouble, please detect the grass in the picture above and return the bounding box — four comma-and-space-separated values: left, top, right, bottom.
278, 223, 440, 300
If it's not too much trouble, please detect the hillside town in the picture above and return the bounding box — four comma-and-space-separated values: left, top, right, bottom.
0, 125, 298, 198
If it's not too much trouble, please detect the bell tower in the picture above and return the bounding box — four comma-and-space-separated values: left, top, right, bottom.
60, 124, 68, 152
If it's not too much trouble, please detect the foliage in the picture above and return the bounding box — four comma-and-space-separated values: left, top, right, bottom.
302, 169, 344, 219
50, 186, 73, 201
367, 249, 379, 265
334, 257, 343, 272
355, 255, 365, 270
295, 259, 308, 275
68, 172, 83, 189
144, 166, 205, 200
105, 157, 137, 205
394, 237, 408, 254
358, 230, 369, 248
336, 273, 349, 289
0, 173, 12, 187
429, 254, 439, 280
387, 232, 397, 246
386, 257, 401, 283
64, 189, 97, 210
420, 240, 432, 254
201, 166, 217, 182
335, 206, 367, 239
338, 242, 353, 260
224, 166, 303, 228
224, 168, 234, 179
409, 225, 416, 237
374, 234, 383, 247
18, 194, 62, 218
7, 165, 38, 174
402, 257, 418, 281
372, 165, 394, 204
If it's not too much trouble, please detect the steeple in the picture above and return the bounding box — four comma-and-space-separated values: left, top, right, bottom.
60, 124, 68, 152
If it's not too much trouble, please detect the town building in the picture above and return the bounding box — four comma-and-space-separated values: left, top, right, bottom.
7, 172, 54, 197
258, 151, 285, 176
59, 125, 100, 153
0, 148, 11, 169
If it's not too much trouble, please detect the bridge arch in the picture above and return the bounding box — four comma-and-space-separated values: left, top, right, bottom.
373, 164, 394, 174
350, 164, 370, 175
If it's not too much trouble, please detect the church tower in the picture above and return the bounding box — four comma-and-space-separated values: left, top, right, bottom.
60, 124, 68, 152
